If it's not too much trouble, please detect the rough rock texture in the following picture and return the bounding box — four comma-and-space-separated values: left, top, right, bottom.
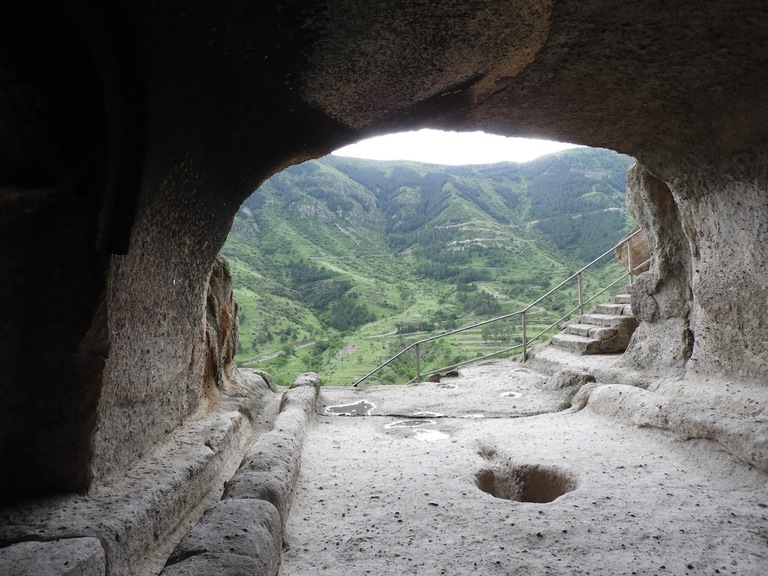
0, 538, 105, 576
620, 163, 694, 375
2, 0, 768, 543
160, 553, 266, 576
162, 373, 321, 576
204, 255, 240, 398
543, 368, 596, 391
552, 292, 638, 355
163, 499, 281, 575
281, 373, 768, 575
0, 408, 258, 576
223, 373, 321, 525
585, 384, 768, 473
671, 164, 768, 383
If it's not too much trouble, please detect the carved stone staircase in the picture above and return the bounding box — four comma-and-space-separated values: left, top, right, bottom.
551, 290, 638, 354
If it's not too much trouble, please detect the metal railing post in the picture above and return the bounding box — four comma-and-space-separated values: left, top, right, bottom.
577, 271, 584, 317
415, 343, 421, 382
627, 238, 634, 286
521, 311, 528, 362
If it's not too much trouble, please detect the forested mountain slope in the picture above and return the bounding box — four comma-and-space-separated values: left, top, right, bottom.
222, 148, 633, 385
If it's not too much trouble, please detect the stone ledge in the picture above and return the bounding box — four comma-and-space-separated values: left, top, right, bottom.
224, 372, 320, 525
162, 372, 321, 576
160, 552, 264, 576
0, 537, 105, 576
584, 384, 768, 473
525, 343, 655, 388
0, 409, 253, 576
164, 499, 281, 574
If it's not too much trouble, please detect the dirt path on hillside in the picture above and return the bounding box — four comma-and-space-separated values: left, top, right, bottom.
278, 362, 768, 576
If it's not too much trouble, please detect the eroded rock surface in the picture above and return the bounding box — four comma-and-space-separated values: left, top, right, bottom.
0, 538, 105, 576
620, 163, 694, 375
205, 255, 240, 396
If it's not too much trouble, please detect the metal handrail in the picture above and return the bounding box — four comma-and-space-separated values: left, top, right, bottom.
353, 228, 648, 387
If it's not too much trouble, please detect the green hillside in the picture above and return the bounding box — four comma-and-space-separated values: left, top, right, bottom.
221, 148, 634, 385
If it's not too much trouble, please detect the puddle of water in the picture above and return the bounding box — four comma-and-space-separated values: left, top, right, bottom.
412, 411, 444, 418
460, 413, 485, 419
386, 419, 436, 429
413, 428, 450, 442
500, 391, 522, 399
325, 400, 375, 416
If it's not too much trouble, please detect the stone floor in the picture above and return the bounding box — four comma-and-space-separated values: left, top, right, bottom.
277, 356, 768, 576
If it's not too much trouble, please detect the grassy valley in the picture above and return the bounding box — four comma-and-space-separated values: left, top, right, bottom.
221, 148, 634, 386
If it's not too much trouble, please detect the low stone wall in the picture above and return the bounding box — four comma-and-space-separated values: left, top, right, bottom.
0, 538, 105, 576
0, 372, 320, 576
0, 407, 253, 576
160, 373, 321, 576
584, 384, 768, 474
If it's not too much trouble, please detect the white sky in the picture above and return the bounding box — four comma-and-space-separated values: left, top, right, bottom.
332, 129, 581, 165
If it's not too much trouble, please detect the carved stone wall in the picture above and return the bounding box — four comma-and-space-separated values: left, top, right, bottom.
670, 159, 768, 383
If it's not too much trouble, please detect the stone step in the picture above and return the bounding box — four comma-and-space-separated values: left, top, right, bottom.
613, 293, 632, 305
550, 288, 639, 356
578, 313, 627, 327
593, 302, 632, 316
550, 333, 603, 354
564, 323, 618, 340
565, 323, 594, 337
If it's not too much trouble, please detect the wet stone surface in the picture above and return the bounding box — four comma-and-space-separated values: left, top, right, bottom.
317, 358, 569, 419
412, 411, 444, 418
385, 420, 436, 429
412, 428, 450, 442
324, 400, 375, 416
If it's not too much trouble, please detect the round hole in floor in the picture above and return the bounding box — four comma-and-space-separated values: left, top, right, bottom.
476, 463, 577, 503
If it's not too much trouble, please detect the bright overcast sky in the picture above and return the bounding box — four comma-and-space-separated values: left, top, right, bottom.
333, 129, 582, 165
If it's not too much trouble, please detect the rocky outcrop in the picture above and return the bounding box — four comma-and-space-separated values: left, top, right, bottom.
619, 163, 695, 376
204, 255, 240, 397
671, 163, 768, 384
584, 384, 768, 474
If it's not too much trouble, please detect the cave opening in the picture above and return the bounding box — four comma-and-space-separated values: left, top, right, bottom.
222, 130, 636, 388
2, 3, 768, 573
